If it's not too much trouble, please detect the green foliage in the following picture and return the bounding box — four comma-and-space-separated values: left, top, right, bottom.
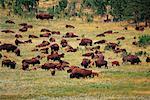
59, 0, 67, 11
86, 14, 93, 22
138, 35, 150, 46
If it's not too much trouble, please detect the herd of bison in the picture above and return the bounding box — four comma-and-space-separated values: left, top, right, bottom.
0, 14, 150, 79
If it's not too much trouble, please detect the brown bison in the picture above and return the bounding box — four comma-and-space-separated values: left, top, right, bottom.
15, 39, 24, 45
36, 41, 50, 48
22, 62, 29, 70
19, 23, 27, 26
82, 52, 94, 57
63, 32, 78, 38
24, 39, 32, 43
81, 58, 91, 68
122, 55, 141, 64
65, 45, 77, 52
1, 29, 15, 33
51, 31, 60, 35
40, 47, 49, 54
79, 38, 92, 46
40, 32, 51, 37
112, 61, 120, 66
104, 30, 113, 34
47, 52, 64, 61
14, 48, 21, 56
22, 58, 40, 66
36, 13, 54, 20
135, 26, 144, 31
70, 68, 92, 78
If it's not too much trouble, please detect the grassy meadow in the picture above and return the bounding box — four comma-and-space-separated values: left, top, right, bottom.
0, 10, 150, 100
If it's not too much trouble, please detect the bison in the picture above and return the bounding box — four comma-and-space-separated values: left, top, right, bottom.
81, 58, 91, 68
5, 20, 15, 24
95, 60, 108, 68
94, 40, 106, 44
112, 61, 120, 66
50, 43, 59, 51
122, 55, 141, 64
79, 38, 92, 46
36, 13, 54, 20
146, 57, 150, 63
1, 29, 15, 33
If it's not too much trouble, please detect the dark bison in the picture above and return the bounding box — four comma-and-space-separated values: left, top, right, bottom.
65, 45, 77, 52
41, 28, 51, 32
146, 57, 150, 63
94, 40, 106, 44
40, 47, 49, 54
1, 29, 15, 33
15, 39, 24, 45
122, 55, 141, 64
24, 39, 32, 43
22, 62, 29, 70
14, 48, 21, 56
96, 33, 105, 37
29, 35, 38, 38
19, 23, 27, 26
5, 20, 15, 24
49, 37, 55, 42
36, 13, 54, 20
95, 60, 108, 68
112, 61, 120, 66
81, 58, 91, 68
82, 52, 94, 57
104, 30, 113, 34
135, 26, 144, 31
117, 37, 125, 40
2, 59, 16, 69
61, 39, 68, 47
0, 43, 17, 52
15, 34, 23, 38
79, 38, 92, 46
50, 43, 59, 51
65, 25, 75, 28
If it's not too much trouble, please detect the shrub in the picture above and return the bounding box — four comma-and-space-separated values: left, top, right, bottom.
138, 35, 150, 46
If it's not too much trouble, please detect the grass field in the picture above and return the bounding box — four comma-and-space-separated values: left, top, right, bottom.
0, 10, 150, 99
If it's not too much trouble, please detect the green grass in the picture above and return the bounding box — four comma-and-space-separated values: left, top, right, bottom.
0, 9, 150, 99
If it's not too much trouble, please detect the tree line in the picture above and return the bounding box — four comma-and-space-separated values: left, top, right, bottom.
0, 0, 149, 26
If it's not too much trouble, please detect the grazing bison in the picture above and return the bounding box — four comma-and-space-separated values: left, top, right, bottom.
41, 28, 51, 32
40, 47, 49, 54
146, 57, 150, 63
5, 20, 15, 24
70, 68, 92, 78
51, 70, 56, 76
94, 40, 106, 44
22, 62, 29, 70
36, 41, 50, 48
15, 39, 24, 45
122, 55, 141, 64
79, 38, 92, 46
29, 35, 38, 38
1, 29, 15, 33
40, 33, 51, 37
65, 24, 75, 28
112, 61, 120, 66
81, 58, 91, 68
47, 52, 64, 61
19, 23, 27, 26
24, 39, 32, 43
95, 60, 108, 68
65, 45, 77, 52
51, 31, 60, 35
117, 37, 125, 40
96, 33, 105, 37
104, 30, 113, 34
106, 42, 118, 50
0, 43, 17, 52
82, 52, 94, 57
2, 59, 16, 69
36, 13, 54, 20
15, 34, 22, 38
22, 58, 40, 66
63, 32, 78, 38
135, 26, 144, 31
50, 43, 59, 51
0, 53, 2, 59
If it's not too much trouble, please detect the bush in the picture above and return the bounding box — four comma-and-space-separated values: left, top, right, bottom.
138, 35, 150, 46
